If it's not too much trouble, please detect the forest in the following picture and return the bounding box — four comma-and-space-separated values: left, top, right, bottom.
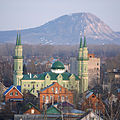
0, 43, 120, 58
0, 43, 120, 87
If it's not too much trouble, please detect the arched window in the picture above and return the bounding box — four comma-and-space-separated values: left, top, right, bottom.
58, 96, 60, 102
52, 87, 54, 92
46, 96, 49, 102
55, 87, 58, 93
66, 96, 68, 101
43, 96, 45, 101
60, 88, 62, 92
62, 96, 64, 102
50, 96, 52, 101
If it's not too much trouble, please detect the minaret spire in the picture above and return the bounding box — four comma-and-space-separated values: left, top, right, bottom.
18, 33, 21, 45
83, 31, 87, 47
80, 32, 83, 48
16, 33, 19, 45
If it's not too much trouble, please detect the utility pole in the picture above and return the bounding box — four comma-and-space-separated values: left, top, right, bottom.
44, 104, 47, 120
60, 103, 63, 120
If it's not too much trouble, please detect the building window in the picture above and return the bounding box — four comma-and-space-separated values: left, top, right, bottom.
24, 84, 26, 87
46, 96, 49, 103
28, 84, 30, 87
60, 88, 62, 92
15, 92, 18, 96
52, 87, 54, 92
58, 96, 60, 101
43, 96, 45, 101
66, 96, 68, 100
97, 68, 99, 71
31, 109, 34, 114
97, 63, 99, 66
63, 84, 65, 87
55, 87, 58, 93
46, 96, 49, 100
50, 96, 52, 101
67, 84, 68, 87
10, 92, 13, 96
62, 96, 64, 102
36, 84, 38, 87
42, 84, 43, 87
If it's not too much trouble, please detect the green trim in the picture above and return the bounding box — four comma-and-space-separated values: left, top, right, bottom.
82, 74, 88, 77
22, 71, 80, 81
13, 56, 23, 59
78, 57, 89, 61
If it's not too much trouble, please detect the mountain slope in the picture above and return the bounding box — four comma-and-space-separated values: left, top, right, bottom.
0, 12, 120, 45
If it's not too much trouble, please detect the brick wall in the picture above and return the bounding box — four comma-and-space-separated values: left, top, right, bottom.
39, 82, 73, 110
5, 87, 23, 102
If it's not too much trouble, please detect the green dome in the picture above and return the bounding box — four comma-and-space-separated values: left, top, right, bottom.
51, 61, 65, 69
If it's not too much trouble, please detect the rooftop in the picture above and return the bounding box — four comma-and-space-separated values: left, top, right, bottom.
51, 61, 65, 69
22, 71, 80, 81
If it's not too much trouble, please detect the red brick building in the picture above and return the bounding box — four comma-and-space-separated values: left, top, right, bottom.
82, 91, 105, 113
3, 85, 23, 102
39, 82, 73, 110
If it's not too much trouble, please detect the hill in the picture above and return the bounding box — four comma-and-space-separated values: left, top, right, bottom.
0, 12, 120, 45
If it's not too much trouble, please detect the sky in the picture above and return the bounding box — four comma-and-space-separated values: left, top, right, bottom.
0, 0, 120, 31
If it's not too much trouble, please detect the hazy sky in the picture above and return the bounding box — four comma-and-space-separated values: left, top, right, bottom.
0, 0, 120, 31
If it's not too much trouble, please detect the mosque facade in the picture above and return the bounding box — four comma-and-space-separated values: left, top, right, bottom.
13, 34, 88, 96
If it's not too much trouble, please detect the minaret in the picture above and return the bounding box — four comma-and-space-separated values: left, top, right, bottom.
78, 35, 83, 78
81, 35, 88, 93
78, 34, 83, 94
13, 33, 23, 87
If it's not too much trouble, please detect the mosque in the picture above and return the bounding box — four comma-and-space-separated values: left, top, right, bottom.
13, 33, 88, 96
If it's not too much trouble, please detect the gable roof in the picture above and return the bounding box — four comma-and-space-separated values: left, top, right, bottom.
3, 85, 23, 96
46, 105, 61, 114
23, 102, 41, 113
22, 71, 80, 81
57, 101, 74, 108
